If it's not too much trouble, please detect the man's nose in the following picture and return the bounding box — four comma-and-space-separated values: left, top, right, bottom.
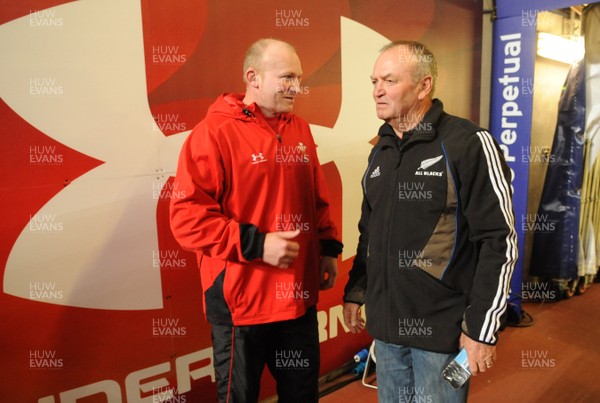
373, 82, 384, 97
288, 78, 301, 94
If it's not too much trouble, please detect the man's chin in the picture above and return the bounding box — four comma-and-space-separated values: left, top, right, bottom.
278, 105, 294, 113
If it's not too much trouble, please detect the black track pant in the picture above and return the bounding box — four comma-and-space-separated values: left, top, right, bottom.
211, 306, 319, 403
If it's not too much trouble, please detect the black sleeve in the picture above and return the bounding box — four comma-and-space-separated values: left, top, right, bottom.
239, 223, 266, 261
458, 130, 518, 345
321, 239, 344, 257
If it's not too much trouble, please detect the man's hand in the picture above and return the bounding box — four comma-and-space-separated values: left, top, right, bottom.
263, 230, 300, 268
459, 332, 497, 376
319, 256, 338, 290
343, 302, 366, 333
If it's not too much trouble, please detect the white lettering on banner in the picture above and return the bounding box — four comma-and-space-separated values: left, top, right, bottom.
125, 362, 170, 402
317, 304, 352, 342
36, 309, 355, 401
497, 33, 522, 188
37, 348, 214, 402
37, 381, 122, 403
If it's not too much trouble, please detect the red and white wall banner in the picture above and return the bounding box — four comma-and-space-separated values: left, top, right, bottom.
1, 1, 482, 400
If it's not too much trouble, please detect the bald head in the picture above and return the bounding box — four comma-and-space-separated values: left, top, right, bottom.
243, 39, 298, 83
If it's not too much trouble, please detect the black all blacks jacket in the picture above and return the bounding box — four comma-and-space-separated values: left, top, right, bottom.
344, 99, 518, 353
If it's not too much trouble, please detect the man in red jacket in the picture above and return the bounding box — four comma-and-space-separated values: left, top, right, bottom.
170, 38, 343, 402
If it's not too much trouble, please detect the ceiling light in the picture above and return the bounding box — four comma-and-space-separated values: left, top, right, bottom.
537, 32, 584, 64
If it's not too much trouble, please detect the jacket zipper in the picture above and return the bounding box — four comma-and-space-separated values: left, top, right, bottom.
385, 147, 402, 277
243, 107, 282, 143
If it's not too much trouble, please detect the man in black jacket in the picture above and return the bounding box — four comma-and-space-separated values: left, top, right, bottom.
343, 41, 517, 402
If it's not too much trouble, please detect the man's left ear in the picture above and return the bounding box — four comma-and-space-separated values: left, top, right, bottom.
245, 68, 260, 88
418, 76, 433, 100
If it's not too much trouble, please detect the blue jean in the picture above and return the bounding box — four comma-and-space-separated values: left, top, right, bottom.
375, 339, 469, 403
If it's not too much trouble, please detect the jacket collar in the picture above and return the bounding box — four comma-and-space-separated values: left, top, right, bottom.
377, 99, 444, 147
220, 93, 293, 124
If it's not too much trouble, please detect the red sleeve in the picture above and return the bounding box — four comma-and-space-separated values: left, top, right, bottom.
169, 124, 249, 262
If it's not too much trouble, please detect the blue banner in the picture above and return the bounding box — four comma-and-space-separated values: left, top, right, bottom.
496, 1, 583, 19
490, 0, 585, 315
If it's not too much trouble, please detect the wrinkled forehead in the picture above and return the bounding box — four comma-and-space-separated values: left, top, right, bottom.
372, 46, 416, 77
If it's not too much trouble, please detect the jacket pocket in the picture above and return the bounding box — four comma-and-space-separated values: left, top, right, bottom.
414, 264, 462, 297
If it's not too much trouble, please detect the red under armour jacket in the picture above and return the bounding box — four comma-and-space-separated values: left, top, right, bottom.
170, 93, 342, 326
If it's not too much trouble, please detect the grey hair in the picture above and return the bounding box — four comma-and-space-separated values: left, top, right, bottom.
380, 40, 438, 96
